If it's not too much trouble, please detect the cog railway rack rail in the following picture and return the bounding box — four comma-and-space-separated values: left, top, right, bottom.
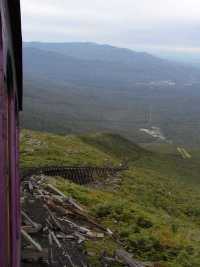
21, 165, 127, 185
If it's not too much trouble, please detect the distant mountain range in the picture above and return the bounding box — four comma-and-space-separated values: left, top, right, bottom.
24, 42, 200, 86
22, 42, 200, 146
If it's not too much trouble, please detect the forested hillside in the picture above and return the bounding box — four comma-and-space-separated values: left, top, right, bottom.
22, 42, 200, 147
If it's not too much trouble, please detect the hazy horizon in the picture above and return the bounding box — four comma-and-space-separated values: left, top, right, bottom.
21, 0, 200, 56
23, 40, 200, 66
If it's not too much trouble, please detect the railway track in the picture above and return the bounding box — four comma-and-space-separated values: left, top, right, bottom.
21, 165, 127, 184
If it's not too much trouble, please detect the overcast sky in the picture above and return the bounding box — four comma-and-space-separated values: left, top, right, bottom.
21, 0, 200, 53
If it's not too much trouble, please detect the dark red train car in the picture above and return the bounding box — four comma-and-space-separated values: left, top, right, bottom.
0, 0, 22, 266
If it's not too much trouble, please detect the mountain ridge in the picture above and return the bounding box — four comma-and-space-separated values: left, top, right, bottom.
22, 42, 200, 146
24, 41, 164, 62
23, 43, 200, 88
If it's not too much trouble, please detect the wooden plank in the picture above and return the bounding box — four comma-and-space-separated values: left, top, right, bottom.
46, 184, 66, 198
21, 211, 41, 229
21, 225, 42, 234
116, 249, 145, 267
22, 248, 48, 261
21, 229, 43, 252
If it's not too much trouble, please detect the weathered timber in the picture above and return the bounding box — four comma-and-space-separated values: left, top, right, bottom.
116, 249, 145, 267
21, 249, 48, 261
21, 229, 43, 252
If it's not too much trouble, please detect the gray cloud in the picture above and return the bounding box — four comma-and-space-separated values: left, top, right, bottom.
21, 0, 200, 52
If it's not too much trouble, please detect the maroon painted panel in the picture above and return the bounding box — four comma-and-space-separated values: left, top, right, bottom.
0, 60, 21, 267
0, 0, 22, 266
9, 95, 21, 267
0, 29, 7, 266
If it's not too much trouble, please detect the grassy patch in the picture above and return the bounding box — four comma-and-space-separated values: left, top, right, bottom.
20, 129, 200, 266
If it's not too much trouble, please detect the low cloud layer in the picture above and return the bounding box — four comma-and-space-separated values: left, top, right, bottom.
21, 0, 200, 52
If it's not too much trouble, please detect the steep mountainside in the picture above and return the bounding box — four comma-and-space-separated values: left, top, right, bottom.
20, 129, 200, 267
